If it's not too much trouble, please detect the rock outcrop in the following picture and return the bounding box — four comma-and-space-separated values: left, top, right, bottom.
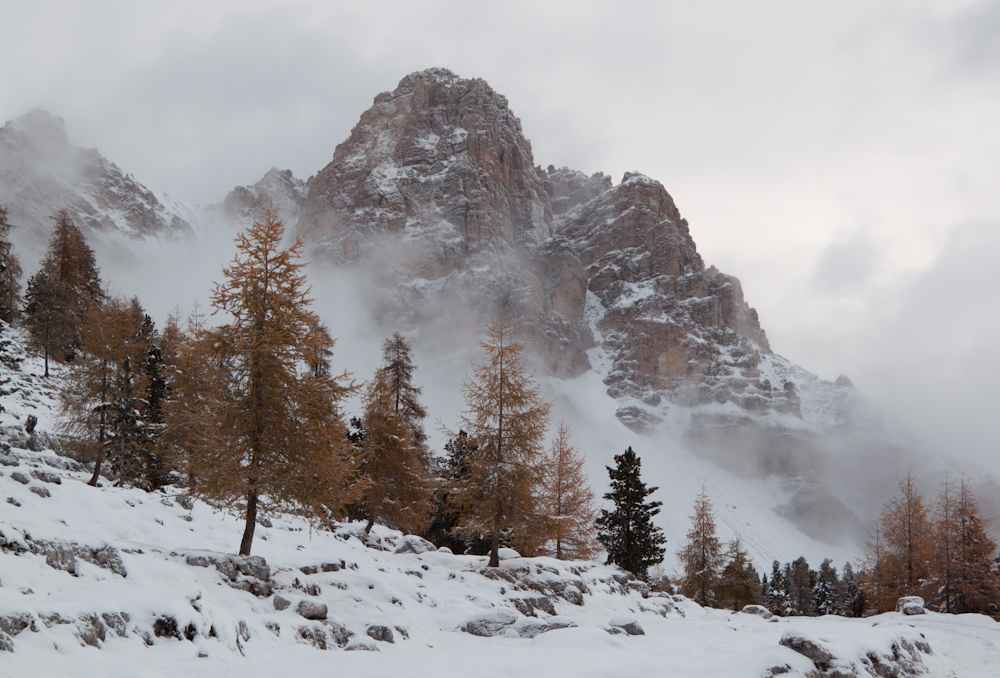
291, 68, 813, 427
217, 167, 308, 224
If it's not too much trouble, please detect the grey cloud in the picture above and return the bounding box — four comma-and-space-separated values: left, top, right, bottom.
809, 234, 879, 295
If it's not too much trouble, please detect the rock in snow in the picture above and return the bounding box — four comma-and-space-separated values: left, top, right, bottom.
461, 609, 518, 637
393, 535, 437, 555
608, 616, 645, 636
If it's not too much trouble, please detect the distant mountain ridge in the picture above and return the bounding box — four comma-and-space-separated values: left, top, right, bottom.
0, 109, 193, 255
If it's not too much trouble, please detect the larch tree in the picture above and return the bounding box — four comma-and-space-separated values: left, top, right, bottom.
595, 446, 665, 579
716, 537, 760, 611
859, 473, 933, 612
452, 306, 551, 567
187, 206, 356, 556
161, 307, 224, 489
60, 293, 151, 486
0, 203, 23, 324
859, 522, 891, 613
936, 476, 1000, 614
538, 420, 600, 561
356, 333, 434, 535
881, 473, 933, 600
677, 490, 723, 606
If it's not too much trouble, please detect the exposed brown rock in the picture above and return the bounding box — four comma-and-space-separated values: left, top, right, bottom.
292, 68, 787, 422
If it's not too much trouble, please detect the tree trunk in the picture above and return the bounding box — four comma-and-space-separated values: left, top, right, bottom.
240, 489, 258, 556
365, 515, 375, 535
88, 458, 102, 486
488, 528, 500, 568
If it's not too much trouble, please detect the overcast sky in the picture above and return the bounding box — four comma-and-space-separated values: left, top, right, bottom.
2, 0, 999, 473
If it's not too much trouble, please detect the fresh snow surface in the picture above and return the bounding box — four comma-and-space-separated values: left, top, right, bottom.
2, 441, 995, 677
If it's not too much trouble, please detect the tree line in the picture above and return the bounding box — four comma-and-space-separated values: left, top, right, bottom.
667, 480, 1000, 618
3, 203, 998, 617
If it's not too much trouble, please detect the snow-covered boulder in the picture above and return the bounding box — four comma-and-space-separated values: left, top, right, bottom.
896, 596, 926, 615
741, 604, 773, 619
514, 616, 578, 638
497, 548, 520, 560
393, 535, 437, 555
609, 616, 644, 635
366, 625, 394, 643
296, 600, 328, 621
461, 609, 518, 637
779, 631, 833, 669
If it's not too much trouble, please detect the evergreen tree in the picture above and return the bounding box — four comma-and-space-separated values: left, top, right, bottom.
23, 210, 102, 372
811, 558, 840, 616
765, 561, 789, 616
787, 556, 813, 616
0, 203, 23, 324
596, 447, 666, 580
839, 562, 866, 618
186, 206, 356, 555
677, 490, 723, 605
538, 420, 600, 560
23, 259, 72, 376
451, 305, 552, 567
355, 334, 434, 535
424, 430, 490, 554
716, 537, 760, 610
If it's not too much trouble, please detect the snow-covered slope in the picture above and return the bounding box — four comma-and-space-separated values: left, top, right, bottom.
0, 406, 994, 676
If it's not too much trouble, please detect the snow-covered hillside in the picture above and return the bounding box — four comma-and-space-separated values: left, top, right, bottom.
0, 325, 997, 677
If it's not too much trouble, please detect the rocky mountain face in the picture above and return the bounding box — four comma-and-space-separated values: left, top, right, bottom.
0, 109, 193, 252
217, 167, 308, 225
293, 69, 810, 427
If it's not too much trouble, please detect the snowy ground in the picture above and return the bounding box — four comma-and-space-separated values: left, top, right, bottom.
2, 440, 998, 677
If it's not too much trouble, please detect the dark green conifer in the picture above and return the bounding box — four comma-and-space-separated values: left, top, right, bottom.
595, 447, 666, 580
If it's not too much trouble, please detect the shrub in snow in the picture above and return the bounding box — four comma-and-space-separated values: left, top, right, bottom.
29, 485, 50, 498
10, 471, 27, 484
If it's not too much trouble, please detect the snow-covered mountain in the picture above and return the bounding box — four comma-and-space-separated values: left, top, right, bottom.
0, 69, 947, 570
0, 326, 993, 676
0, 109, 194, 263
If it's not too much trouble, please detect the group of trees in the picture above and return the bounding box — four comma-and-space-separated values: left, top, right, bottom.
860, 473, 999, 615
673, 490, 763, 611
10, 205, 608, 562
7, 202, 999, 614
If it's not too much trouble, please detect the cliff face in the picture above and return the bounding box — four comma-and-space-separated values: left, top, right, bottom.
0, 110, 193, 250
294, 69, 795, 426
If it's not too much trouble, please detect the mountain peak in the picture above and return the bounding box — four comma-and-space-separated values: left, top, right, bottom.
7, 108, 69, 149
